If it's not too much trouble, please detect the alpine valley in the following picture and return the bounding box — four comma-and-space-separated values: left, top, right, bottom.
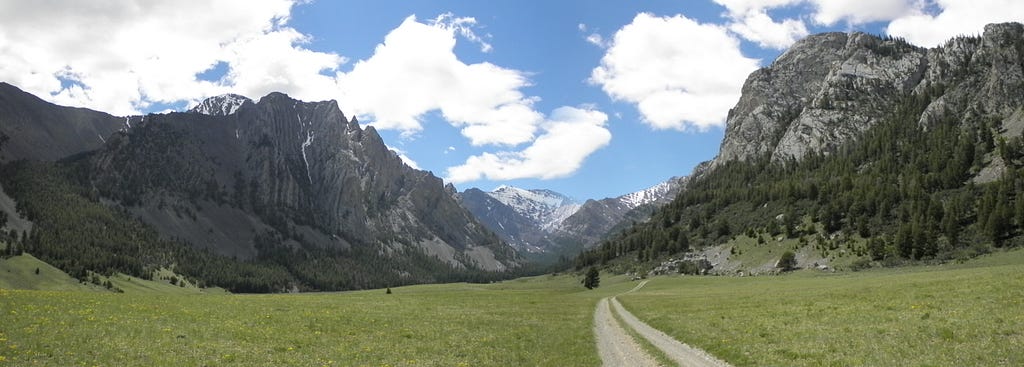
2, 22, 1024, 293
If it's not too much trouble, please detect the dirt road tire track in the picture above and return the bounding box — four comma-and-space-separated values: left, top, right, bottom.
594, 297, 660, 367
594, 280, 733, 367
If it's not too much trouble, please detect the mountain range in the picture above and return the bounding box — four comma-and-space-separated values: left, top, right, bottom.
0, 84, 519, 291
456, 177, 686, 258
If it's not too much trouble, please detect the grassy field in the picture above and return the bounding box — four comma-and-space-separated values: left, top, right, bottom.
0, 254, 95, 292
0, 272, 635, 366
619, 249, 1024, 366
2, 250, 1022, 366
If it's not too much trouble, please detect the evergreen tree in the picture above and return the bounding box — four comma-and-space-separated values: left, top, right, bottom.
583, 267, 600, 289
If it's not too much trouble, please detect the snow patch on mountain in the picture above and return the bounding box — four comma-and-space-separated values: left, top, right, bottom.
190, 94, 252, 116
487, 185, 580, 229
618, 177, 682, 209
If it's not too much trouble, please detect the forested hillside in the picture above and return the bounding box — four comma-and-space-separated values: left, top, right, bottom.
578, 25, 1024, 270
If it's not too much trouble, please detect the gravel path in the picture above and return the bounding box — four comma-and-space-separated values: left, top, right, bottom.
594, 280, 733, 367
594, 296, 660, 367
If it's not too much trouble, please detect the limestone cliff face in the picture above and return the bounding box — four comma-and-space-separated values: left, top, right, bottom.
716, 22, 1024, 165
89, 92, 516, 272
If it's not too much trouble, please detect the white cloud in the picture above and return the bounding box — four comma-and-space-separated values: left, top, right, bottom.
713, 0, 804, 15
586, 33, 608, 48
810, 0, 917, 26
0, 0, 307, 115
712, 0, 807, 49
335, 15, 543, 147
727, 9, 809, 49
445, 106, 610, 183
590, 13, 759, 130
887, 0, 1024, 47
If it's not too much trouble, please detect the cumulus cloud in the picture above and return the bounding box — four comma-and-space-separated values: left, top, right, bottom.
887, 0, 1024, 47
810, 0, 917, 26
0, 0, 314, 115
727, 9, 809, 49
713, 0, 808, 49
590, 13, 759, 130
445, 106, 610, 183
335, 15, 543, 147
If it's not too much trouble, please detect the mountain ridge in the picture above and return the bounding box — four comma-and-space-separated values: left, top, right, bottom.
0, 84, 520, 291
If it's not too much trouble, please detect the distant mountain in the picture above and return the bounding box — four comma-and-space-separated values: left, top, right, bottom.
457, 186, 579, 253
557, 176, 688, 247
0, 85, 519, 292
458, 178, 686, 257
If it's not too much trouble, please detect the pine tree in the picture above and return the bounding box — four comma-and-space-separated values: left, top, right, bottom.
583, 267, 600, 290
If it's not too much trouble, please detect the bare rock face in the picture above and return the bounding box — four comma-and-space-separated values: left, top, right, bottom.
89, 92, 517, 272
716, 22, 1024, 165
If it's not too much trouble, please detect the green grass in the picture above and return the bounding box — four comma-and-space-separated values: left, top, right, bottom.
0, 273, 634, 366
3, 249, 1023, 366
618, 248, 1024, 367
0, 254, 94, 292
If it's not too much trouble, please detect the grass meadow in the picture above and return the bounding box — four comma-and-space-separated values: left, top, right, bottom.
619, 249, 1024, 366
1, 249, 1022, 366
0, 272, 636, 367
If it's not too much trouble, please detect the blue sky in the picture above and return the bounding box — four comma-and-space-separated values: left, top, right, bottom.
1, 1, 1021, 200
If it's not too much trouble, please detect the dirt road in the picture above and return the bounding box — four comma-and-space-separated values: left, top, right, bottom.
593, 280, 732, 367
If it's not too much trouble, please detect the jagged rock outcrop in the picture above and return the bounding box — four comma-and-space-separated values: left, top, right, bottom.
716, 22, 1024, 166
85, 92, 517, 272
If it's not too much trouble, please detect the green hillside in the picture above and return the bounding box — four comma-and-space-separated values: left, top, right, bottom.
578, 91, 1024, 272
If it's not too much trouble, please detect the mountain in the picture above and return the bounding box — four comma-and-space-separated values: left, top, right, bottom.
577, 23, 1024, 272
457, 186, 579, 253
0, 84, 519, 292
458, 178, 686, 257
0, 82, 125, 162
556, 176, 688, 247
718, 23, 1024, 167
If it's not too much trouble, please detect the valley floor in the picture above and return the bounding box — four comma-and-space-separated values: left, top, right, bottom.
1, 249, 1022, 366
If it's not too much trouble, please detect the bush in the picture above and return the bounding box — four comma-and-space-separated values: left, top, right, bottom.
850, 258, 873, 271
777, 251, 798, 271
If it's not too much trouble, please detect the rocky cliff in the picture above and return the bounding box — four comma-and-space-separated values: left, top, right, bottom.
86, 92, 516, 273
717, 22, 1024, 166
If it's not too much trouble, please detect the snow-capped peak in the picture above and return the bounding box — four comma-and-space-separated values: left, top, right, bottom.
190, 94, 252, 116
618, 176, 685, 209
487, 185, 580, 229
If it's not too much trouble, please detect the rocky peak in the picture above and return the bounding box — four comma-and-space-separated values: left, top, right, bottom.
717, 31, 928, 164
716, 22, 1024, 166
190, 94, 252, 116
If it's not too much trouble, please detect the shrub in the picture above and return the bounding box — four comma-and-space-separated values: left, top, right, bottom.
777, 251, 798, 271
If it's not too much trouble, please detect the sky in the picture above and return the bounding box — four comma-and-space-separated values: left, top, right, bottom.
1, 1, 1022, 201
